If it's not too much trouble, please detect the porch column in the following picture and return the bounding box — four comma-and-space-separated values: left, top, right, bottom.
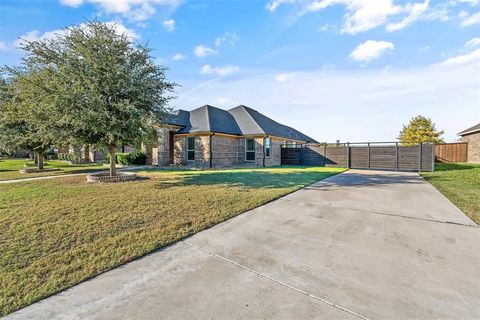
157, 127, 171, 166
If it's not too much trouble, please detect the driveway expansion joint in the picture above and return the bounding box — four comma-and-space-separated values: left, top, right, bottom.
277, 198, 479, 228
183, 240, 370, 320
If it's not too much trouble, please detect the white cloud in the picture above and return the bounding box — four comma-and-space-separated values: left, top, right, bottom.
104, 21, 141, 40
14, 29, 63, 48
201, 64, 239, 76
266, 0, 298, 12
275, 73, 291, 82
461, 11, 480, 26
172, 53, 186, 61
465, 37, 480, 47
14, 22, 140, 48
58, 0, 181, 22
269, 0, 432, 34
162, 19, 175, 32
214, 32, 239, 47
178, 58, 479, 143
349, 40, 394, 62
0, 41, 7, 51
194, 45, 218, 57
215, 96, 240, 107
386, 0, 430, 31
437, 48, 480, 66
456, 0, 480, 5
59, 0, 83, 6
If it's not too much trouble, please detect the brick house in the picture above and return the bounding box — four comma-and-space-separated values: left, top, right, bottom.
458, 123, 480, 163
145, 105, 317, 167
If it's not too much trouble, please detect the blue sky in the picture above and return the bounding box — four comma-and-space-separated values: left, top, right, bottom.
1, 0, 479, 142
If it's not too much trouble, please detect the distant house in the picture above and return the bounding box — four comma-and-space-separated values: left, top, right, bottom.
458, 123, 480, 163
145, 105, 317, 167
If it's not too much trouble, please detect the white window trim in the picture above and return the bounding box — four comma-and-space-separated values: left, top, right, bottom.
186, 136, 195, 161
245, 138, 256, 162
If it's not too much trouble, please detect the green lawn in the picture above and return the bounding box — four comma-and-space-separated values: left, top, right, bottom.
0, 166, 345, 316
0, 158, 106, 181
421, 163, 480, 225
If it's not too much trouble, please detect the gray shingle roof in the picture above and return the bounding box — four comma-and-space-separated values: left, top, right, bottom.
458, 123, 480, 136
165, 104, 318, 143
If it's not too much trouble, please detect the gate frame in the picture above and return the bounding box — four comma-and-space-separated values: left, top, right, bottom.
281, 141, 435, 172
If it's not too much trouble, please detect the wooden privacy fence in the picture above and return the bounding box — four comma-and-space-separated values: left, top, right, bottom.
281, 142, 435, 172
435, 142, 468, 163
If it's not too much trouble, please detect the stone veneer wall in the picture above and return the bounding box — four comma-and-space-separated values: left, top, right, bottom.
462, 132, 480, 163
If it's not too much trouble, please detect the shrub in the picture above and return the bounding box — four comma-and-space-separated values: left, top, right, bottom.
105, 151, 146, 165
130, 151, 146, 165
116, 153, 131, 165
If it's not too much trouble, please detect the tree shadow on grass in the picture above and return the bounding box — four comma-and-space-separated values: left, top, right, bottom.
152, 170, 334, 190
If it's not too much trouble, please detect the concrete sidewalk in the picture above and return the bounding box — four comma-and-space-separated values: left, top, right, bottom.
6, 170, 480, 319
0, 165, 153, 184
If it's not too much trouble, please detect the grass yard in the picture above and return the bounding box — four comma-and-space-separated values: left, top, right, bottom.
0, 166, 345, 315
421, 163, 480, 225
0, 158, 106, 181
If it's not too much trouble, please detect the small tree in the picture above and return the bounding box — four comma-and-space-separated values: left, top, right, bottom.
398, 115, 444, 145
0, 73, 58, 169
17, 21, 176, 176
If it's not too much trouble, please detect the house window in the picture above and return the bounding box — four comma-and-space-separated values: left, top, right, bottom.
245, 139, 255, 161
187, 137, 195, 161
264, 138, 271, 157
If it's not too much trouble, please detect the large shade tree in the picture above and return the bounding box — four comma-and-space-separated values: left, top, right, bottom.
398, 115, 444, 144
15, 21, 176, 176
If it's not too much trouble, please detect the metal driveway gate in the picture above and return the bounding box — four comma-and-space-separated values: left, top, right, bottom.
281, 142, 435, 172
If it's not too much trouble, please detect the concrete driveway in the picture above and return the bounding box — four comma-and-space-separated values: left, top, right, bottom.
6, 170, 480, 320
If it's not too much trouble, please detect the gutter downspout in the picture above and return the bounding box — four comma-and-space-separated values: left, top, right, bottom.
209, 132, 215, 168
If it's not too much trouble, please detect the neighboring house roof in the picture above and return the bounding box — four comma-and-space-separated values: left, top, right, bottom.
458, 123, 480, 136
165, 104, 318, 143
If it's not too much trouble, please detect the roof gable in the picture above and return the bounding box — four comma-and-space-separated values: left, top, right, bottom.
229, 105, 318, 143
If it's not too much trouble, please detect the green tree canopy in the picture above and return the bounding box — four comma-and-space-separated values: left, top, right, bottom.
8, 20, 176, 175
398, 115, 444, 144
0, 71, 61, 169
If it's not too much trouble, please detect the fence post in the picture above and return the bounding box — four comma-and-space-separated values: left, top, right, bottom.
367, 143, 370, 169
418, 142, 423, 172
346, 142, 350, 168
431, 143, 435, 172
395, 142, 399, 171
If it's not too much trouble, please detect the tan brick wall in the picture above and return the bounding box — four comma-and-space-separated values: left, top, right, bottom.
156, 128, 171, 166
172, 134, 284, 168
174, 135, 210, 168
265, 138, 282, 166
211, 135, 244, 167
174, 135, 185, 165
462, 132, 480, 163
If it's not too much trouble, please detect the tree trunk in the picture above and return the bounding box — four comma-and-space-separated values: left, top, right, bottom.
38, 152, 45, 170
109, 144, 116, 177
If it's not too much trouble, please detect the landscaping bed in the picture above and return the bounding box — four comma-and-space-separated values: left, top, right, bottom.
421, 163, 480, 225
86, 172, 139, 183
0, 166, 344, 315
